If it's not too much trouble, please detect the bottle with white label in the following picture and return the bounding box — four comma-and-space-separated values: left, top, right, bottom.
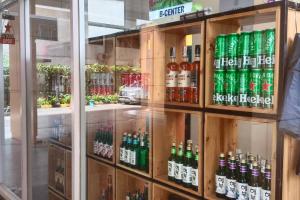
174, 142, 184, 184
130, 135, 139, 168
168, 142, 177, 181
216, 153, 227, 198
166, 47, 179, 102
182, 145, 193, 188
261, 164, 271, 200
237, 159, 249, 200
125, 133, 132, 166
248, 162, 261, 200
226, 156, 237, 200
191, 145, 199, 191
178, 46, 191, 103
120, 133, 127, 163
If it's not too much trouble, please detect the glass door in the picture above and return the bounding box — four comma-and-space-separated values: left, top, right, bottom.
0, 0, 24, 199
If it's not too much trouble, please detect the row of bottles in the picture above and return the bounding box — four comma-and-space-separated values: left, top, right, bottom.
166, 45, 201, 104
119, 129, 150, 172
99, 175, 113, 200
55, 158, 65, 193
215, 150, 271, 200
89, 72, 114, 96
168, 140, 199, 191
125, 185, 148, 200
93, 123, 114, 161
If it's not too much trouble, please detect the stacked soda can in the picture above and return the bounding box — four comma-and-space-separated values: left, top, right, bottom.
213, 29, 275, 109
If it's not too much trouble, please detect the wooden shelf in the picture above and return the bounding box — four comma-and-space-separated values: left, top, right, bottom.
205, 6, 281, 115
204, 113, 277, 200
87, 153, 114, 165
116, 169, 152, 200
115, 107, 152, 177
153, 183, 199, 200
153, 108, 203, 196
117, 164, 151, 179
87, 158, 115, 200
48, 189, 65, 200
153, 21, 205, 108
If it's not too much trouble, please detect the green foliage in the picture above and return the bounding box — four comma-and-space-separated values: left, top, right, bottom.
37, 97, 51, 106
37, 63, 71, 76
86, 94, 119, 105
60, 94, 71, 104
86, 64, 141, 73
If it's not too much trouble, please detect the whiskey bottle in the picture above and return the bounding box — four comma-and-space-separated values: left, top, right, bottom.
178, 46, 191, 103
248, 162, 261, 200
226, 156, 237, 199
236, 159, 248, 200
168, 142, 177, 181
120, 132, 127, 164
261, 164, 271, 200
190, 45, 200, 104
174, 142, 184, 184
166, 47, 179, 102
216, 153, 227, 198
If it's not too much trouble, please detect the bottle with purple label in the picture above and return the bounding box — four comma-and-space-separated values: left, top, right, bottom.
248, 162, 261, 200
237, 159, 248, 200
215, 153, 227, 198
261, 164, 271, 200
226, 156, 237, 199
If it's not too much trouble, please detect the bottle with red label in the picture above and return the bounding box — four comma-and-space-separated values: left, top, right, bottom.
178, 46, 191, 103
166, 47, 179, 102
190, 45, 200, 104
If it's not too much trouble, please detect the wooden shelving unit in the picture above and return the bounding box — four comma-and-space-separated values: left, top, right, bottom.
84, 2, 300, 200
87, 158, 115, 200
153, 108, 202, 196
115, 106, 152, 178
48, 143, 72, 200
116, 169, 152, 200
153, 21, 205, 109
204, 113, 277, 200
205, 6, 281, 114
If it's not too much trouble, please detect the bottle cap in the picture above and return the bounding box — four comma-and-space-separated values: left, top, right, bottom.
187, 145, 191, 150
230, 156, 235, 161
220, 153, 225, 157
266, 164, 271, 170
172, 142, 176, 146
240, 159, 246, 164
253, 162, 258, 167
170, 47, 176, 58
228, 151, 233, 156
195, 45, 201, 55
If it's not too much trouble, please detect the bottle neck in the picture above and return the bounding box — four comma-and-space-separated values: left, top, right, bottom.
170, 57, 176, 63
182, 56, 188, 62
194, 55, 200, 62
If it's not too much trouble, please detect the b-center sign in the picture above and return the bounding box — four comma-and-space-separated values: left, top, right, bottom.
149, 0, 193, 20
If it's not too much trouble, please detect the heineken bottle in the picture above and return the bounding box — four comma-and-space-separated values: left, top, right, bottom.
248, 162, 261, 200
168, 142, 177, 181
139, 138, 149, 172
236, 159, 248, 200
226, 156, 237, 199
182, 145, 193, 188
120, 132, 127, 164
215, 153, 227, 198
174, 142, 184, 184
125, 133, 132, 165
130, 135, 139, 168
191, 145, 199, 191
261, 164, 271, 200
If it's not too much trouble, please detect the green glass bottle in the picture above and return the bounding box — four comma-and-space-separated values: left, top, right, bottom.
236, 159, 248, 200
248, 162, 261, 200
174, 142, 184, 184
261, 164, 271, 200
216, 153, 227, 198
130, 135, 139, 168
139, 138, 149, 172
182, 145, 193, 188
247, 155, 255, 182
226, 156, 237, 200
168, 142, 177, 181
120, 132, 127, 164
191, 145, 199, 191
125, 133, 132, 166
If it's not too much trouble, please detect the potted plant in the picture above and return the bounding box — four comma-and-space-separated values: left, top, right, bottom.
60, 94, 71, 107
38, 97, 52, 108
50, 95, 61, 108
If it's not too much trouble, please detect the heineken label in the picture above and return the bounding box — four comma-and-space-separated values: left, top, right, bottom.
248, 186, 261, 200
227, 57, 238, 69
261, 189, 271, 200
175, 163, 183, 180
238, 69, 249, 106
249, 69, 262, 107
178, 70, 191, 87
182, 166, 192, 184
251, 55, 265, 69
237, 183, 248, 200
120, 147, 125, 161
264, 54, 275, 68
225, 70, 237, 105
226, 179, 237, 198
215, 175, 226, 194
168, 161, 175, 177
130, 150, 136, 165
213, 70, 225, 105
166, 70, 178, 87
191, 168, 198, 186
238, 55, 252, 69
262, 69, 274, 109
